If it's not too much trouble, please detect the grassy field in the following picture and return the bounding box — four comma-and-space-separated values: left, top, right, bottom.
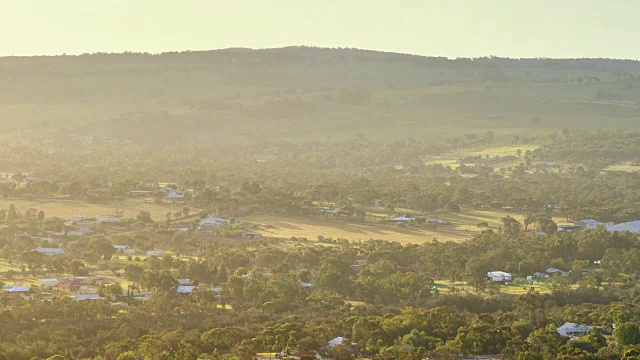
0, 198, 200, 222
604, 161, 640, 172
240, 209, 562, 244
423, 144, 541, 168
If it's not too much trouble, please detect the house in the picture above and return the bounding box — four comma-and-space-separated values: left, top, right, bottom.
533, 272, 550, 279
575, 219, 603, 230
114, 245, 136, 254
390, 216, 413, 222
327, 337, 348, 350
177, 279, 191, 285
546, 268, 571, 277
73, 294, 102, 301
98, 217, 122, 223
177, 286, 196, 294
326, 337, 357, 353
242, 232, 262, 240
199, 216, 230, 227
608, 221, 640, 234
557, 322, 593, 337
173, 222, 191, 232
576, 219, 615, 230
557, 225, 581, 232
40, 278, 59, 289
4, 285, 30, 293
58, 279, 83, 292
146, 250, 164, 257
298, 281, 313, 289
487, 271, 512, 282
35, 247, 65, 256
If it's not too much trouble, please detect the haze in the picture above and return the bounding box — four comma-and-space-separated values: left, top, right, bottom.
3, 0, 640, 59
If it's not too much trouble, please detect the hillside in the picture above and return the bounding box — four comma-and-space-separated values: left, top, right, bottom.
2, 47, 640, 147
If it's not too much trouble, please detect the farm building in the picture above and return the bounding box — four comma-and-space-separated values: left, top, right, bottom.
389, 216, 413, 222
4, 285, 30, 293
35, 247, 65, 256
487, 271, 512, 282
146, 250, 164, 257
177, 286, 196, 294
607, 221, 640, 233
200, 216, 230, 227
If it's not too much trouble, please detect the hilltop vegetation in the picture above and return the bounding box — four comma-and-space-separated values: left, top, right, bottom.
4, 48, 640, 359
2, 47, 640, 146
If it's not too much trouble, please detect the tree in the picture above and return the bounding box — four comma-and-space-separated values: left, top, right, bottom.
614, 322, 640, 346
117, 351, 138, 360
20, 250, 46, 274
136, 210, 153, 223
501, 216, 522, 238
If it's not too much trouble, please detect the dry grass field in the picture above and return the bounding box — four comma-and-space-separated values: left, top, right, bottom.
0, 198, 200, 222
241, 214, 471, 243
242, 207, 569, 244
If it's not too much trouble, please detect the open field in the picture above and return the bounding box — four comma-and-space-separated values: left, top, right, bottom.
241, 214, 471, 243
604, 161, 640, 172
241, 209, 564, 244
0, 197, 201, 222
423, 144, 541, 168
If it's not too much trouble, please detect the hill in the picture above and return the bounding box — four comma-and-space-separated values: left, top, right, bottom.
2, 47, 640, 147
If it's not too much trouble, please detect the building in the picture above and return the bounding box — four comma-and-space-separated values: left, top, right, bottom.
607, 221, 640, 234
557, 322, 593, 337
40, 278, 59, 289
546, 268, 571, 277
58, 279, 83, 292
389, 216, 413, 222
200, 216, 230, 227
242, 232, 262, 240
575, 219, 615, 230
487, 271, 512, 282
35, 247, 65, 256
177, 286, 196, 294
114, 245, 135, 254
4, 285, 30, 293
146, 250, 164, 257
177, 279, 191, 285
73, 294, 102, 301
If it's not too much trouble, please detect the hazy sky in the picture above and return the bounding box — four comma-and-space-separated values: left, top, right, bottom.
3, 0, 639, 59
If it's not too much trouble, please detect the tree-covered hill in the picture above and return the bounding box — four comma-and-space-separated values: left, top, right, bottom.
2, 47, 640, 146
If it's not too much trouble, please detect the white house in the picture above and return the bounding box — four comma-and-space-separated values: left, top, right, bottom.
146, 250, 164, 257
36, 247, 65, 256
487, 271, 512, 282
298, 280, 313, 289
557, 322, 593, 337
177, 286, 196, 294
390, 216, 414, 222
177, 279, 191, 285
199, 216, 230, 227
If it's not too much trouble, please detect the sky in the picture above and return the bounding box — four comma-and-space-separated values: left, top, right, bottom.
2, 0, 639, 59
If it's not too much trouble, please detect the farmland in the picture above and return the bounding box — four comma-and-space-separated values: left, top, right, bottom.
0, 198, 199, 222
240, 209, 563, 244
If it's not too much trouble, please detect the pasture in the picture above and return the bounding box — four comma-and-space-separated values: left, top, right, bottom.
0, 198, 199, 222
240, 209, 559, 244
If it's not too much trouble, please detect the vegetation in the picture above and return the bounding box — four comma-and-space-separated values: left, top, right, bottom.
2, 48, 640, 359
